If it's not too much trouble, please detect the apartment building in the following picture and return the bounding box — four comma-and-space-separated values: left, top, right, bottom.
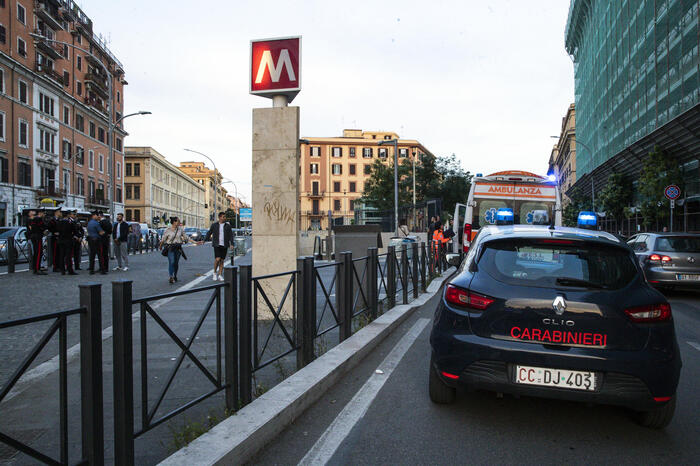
300, 129, 434, 230
178, 161, 229, 223
124, 147, 206, 229
0, 0, 127, 225
548, 103, 576, 204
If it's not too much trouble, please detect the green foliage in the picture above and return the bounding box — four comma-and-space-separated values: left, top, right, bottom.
224, 208, 238, 225
598, 172, 633, 224
435, 154, 472, 218
360, 159, 413, 211
562, 186, 588, 227
638, 147, 682, 227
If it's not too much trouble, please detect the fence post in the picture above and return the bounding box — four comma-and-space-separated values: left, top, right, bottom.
401, 245, 409, 305
297, 256, 316, 368
112, 280, 134, 466
7, 237, 15, 273
338, 251, 353, 341
368, 247, 378, 319
239, 264, 253, 406
421, 242, 427, 292
79, 283, 104, 466
412, 242, 419, 298
387, 245, 396, 309
223, 266, 238, 412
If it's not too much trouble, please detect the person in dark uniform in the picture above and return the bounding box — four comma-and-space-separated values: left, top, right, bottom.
98, 212, 113, 274
70, 211, 84, 270
56, 211, 77, 275
27, 209, 47, 275
46, 208, 61, 272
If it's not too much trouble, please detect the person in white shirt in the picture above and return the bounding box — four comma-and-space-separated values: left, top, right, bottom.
112, 213, 130, 271
203, 212, 233, 281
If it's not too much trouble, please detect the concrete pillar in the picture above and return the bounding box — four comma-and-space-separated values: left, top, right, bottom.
252, 106, 300, 318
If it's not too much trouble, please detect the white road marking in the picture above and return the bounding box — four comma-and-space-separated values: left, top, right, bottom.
688, 341, 700, 352
3, 268, 215, 403
298, 318, 430, 466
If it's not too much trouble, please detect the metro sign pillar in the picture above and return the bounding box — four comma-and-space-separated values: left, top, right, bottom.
250, 37, 301, 317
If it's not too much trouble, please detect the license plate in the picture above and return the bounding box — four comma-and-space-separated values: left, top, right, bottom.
515, 365, 596, 391
676, 274, 700, 281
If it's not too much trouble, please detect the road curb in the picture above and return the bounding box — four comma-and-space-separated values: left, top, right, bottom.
159, 267, 456, 466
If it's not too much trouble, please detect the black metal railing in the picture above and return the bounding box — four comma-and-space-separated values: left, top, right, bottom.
0, 284, 103, 465
111, 270, 237, 465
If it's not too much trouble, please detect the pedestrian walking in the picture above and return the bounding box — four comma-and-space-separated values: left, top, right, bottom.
87, 211, 106, 274
112, 213, 130, 271
27, 209, 47, 275
204, 212, 233, 281
98, 212, 112, 273
70, 211, 83, 270
128, 222, 140, 254
56, 210, 77, 275
160, 217, 189, 284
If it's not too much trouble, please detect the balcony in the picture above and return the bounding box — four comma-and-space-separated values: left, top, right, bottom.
306, 210, 323, 216
84, 95, 107, 115
35, 2, 64, 31
37, 183, 66, 199
34, 33, 64, 60
35, 63, 64, 85
307, 191, 324, 198
85, 195, 108, 208
85, 72, 108, 98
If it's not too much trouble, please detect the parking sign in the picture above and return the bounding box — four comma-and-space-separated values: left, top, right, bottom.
664, 185, 680, 200
240, 208, 252, 222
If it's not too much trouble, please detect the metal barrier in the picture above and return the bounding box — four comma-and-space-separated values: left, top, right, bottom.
111, 269, 237, 465
0, 284, 103, 465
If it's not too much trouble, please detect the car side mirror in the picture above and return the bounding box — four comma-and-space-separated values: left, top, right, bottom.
446, 253, 462, 267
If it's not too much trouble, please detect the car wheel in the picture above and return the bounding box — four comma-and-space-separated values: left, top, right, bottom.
634, 396, 676, 429
429, 357, 456, 404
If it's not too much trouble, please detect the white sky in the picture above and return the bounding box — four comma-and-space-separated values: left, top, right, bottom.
84, 0, 574, 201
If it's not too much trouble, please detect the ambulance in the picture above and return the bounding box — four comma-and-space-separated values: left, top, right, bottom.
451, 171, 562, 254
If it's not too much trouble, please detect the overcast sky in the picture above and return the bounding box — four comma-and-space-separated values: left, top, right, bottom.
85, 0, 574, 201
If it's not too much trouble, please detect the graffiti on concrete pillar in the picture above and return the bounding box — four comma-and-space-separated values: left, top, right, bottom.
264, 197, 295, 225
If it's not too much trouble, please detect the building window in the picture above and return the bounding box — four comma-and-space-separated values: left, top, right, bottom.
88, 180, 95, 198
364, 164, 371, 175
310, 146, 320, 157
77, 55, 81, 71
332, 147, 342, 158
378, 148, 387, 158
399, 148, 408, 158
0, 155, 8, 182
75, 145, 84, 165
97, 127, 105, 143
63, 71, 69, 87
133, 184, 141, 200
332, 163, 342, 175
349, 147, 356, 158
333, 181, 341, 192
76, 175, 84, 195
362, 147, 372, 158
125, 184, 132, 199
134, 163, 140, 177
16, 2, 25, 24
115, 137, 122, 152
18, 119, 28, 146
333, 199, 341, 212
18, 80, 27, 103
18, 160, 30, 186
75, 113, 84, 132
76, 81, 81, 95
116, 161, 121, 179
133, 209, 141, 222
349, 199, 355, 211
17, 37, 25, 57
125, 162, 132, 177
62, 169, 70, 192
62, 105, 69, 125
349, 164, 356, 175
89, 121, 95, 138
125, 209, 131, 221
62, 44, 68, 59
116, 187, 122, 203
88, 150, 94, 170
310, 163, 319, 174
0, 68, 4, 93
39, 128, 55, 154
0, 111, 4, 141
98, 153, 104, 173
39, 93, 55, 116
312, 181, 319, 196
117, 90, 120, 103
349, 181, 356, 193
0, 25, 5, 45
62, 140, 71, 160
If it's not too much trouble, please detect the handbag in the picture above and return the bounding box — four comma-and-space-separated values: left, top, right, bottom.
161, 244, 169, 256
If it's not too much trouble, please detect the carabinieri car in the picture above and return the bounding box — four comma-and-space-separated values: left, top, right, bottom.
429, 225, 681, 428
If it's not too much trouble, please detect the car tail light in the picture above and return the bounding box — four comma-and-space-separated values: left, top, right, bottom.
441, 371, 460, 380
661, 255, 672, 263
445, 284, 494, 310
648, 254, 661, 262
624, 303, 672, 322
463, 223, 472, 253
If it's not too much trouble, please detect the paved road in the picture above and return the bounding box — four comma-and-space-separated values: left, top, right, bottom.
252, 287, 700, 465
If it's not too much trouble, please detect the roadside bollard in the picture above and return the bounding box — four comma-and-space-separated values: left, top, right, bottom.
401, 245, 409, 305
7, 237, 15, 273
387, 246, 396, 309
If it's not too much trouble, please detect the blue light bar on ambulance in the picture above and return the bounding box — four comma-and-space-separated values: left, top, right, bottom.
577, 211, 597, 229
496, 208, 514, 225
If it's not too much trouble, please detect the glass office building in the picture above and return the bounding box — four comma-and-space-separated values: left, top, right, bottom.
565, 0, 700, 231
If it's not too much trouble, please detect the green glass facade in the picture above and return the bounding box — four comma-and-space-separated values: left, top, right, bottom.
565, 0, 700, 177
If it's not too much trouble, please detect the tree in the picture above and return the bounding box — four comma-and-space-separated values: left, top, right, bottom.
360, 159, 412, 211
435, 153, 472, 218
598, 171, 632, 231
562, 186, 587, 227
638, 146, 682, 228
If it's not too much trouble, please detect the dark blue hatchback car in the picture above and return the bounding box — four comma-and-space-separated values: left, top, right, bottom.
429, 225, 682, 428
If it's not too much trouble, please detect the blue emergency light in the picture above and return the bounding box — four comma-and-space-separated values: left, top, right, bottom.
496, 208, 514, 225
577, 211, 597, 229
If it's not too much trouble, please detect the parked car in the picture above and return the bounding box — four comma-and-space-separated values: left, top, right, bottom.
200, 229, 210, 241
429, 225, 681, 429
627, 232, 700, 289
185, 227, 203, 242
0, 227, 30, 264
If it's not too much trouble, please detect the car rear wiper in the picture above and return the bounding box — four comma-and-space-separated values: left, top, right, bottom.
555, 277, 605, 289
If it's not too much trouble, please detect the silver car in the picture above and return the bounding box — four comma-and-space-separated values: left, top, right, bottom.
627, 233, 700, 288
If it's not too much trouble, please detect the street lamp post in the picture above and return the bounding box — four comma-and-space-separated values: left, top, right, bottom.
29, 33, 150, 218
379, 139, 399, 236
184, 149, 219, 224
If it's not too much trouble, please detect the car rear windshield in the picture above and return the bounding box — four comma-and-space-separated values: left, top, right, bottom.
0, 228, 17, 239
478, 239, 639, 290
655, 236, 700, 253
